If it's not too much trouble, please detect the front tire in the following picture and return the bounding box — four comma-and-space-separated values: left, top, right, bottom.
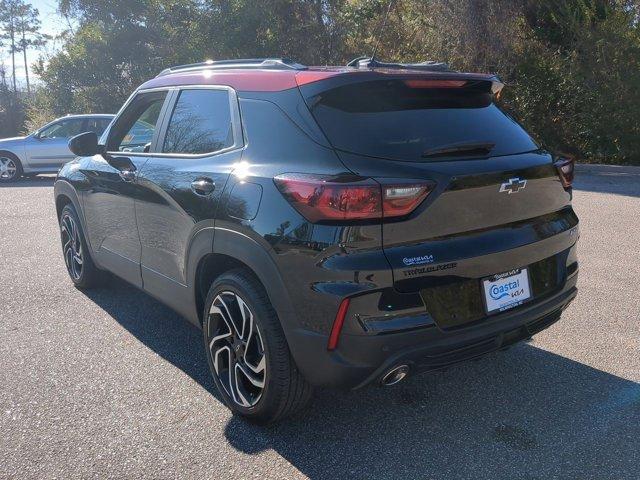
59, 204, 104, 289
203, 269, 312, 424
0, 153, 22, 183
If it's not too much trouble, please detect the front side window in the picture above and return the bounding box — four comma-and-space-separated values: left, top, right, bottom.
108, 91, 167, 153
162, 89, 234, 155
39, 119, 85, 139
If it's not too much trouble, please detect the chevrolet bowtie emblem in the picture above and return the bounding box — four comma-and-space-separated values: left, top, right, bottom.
499, 177, 527, 194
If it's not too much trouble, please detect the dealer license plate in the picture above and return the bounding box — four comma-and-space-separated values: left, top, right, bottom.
482, 268, 531, 314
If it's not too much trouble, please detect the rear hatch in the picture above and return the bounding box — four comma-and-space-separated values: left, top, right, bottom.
300, 71, 578, 325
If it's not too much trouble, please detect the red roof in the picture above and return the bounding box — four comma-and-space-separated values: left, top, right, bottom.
138, 66, 500, 93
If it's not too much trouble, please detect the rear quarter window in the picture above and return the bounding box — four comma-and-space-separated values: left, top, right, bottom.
305, 79, 537, 162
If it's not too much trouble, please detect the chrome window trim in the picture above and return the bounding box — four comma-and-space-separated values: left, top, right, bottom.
104, 85, 244, 159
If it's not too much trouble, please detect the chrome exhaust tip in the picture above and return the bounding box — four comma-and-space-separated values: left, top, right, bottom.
381, 365, 410, 386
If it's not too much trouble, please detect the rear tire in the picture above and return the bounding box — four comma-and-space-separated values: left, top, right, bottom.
59, 204, 105, 289
0, 153, 22, 183
203, 269, 312, 424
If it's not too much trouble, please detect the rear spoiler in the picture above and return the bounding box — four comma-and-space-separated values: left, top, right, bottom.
296, 69, 505, 96
346, 57, 451, 72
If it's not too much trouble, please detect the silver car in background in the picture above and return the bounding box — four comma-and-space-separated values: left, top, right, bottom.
0, 114, 114, 182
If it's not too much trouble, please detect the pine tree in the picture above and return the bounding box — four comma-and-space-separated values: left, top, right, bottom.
0, 0, 19, 93
15, 2, 47, 93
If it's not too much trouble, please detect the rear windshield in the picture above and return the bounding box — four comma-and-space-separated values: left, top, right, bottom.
305, 79, 537, 162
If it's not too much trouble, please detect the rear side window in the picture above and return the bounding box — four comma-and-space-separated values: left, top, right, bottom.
84, 118, 111, 135
162, 89, 234, 155
305, 79, 537, 162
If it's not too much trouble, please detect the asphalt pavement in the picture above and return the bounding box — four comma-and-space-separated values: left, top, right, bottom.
1, 165, 639, 480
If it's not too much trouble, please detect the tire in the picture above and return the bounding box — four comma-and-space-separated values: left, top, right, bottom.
203, 268, 312, 424
0, 152, 23, 183
59, 204, 105, 289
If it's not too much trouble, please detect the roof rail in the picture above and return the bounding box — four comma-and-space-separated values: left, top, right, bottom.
157, 58, 307, 77
346, 57, 451, 72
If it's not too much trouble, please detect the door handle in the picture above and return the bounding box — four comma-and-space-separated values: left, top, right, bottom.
191, 177, 215, 196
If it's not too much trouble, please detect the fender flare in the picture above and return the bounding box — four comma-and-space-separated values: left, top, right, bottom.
180, 225, 216, 324
209, 227, 304, 359
53, 180, 88, 237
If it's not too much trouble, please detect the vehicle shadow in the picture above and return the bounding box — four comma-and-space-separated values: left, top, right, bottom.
82, 280, 640, 480
81, 279, 221, 400
0, 175, 56, 188
227, 349, 640, 480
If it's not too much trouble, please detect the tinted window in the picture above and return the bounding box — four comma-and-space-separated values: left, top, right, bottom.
306, 79, 537, 162
108, 91, 167, 153
39, 119, 85, 139
84, 117, 112, 135
162, 89, 233, 154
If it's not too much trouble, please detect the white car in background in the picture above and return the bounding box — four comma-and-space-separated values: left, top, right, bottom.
0, 114, 114, 182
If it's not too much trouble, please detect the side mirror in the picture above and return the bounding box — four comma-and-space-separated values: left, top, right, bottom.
68, 131, 103, 156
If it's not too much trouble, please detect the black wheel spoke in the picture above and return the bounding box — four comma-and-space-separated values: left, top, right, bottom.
65, 246, 73, 270
216, 294, 243, 338
236, 361, 265, 388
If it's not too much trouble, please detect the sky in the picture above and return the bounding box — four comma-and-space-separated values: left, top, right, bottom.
2, 0, 67, 84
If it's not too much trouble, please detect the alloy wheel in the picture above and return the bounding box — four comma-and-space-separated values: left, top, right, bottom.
0, 157, 17, 180
207, 291, 266, 408
60, 213, 83, 281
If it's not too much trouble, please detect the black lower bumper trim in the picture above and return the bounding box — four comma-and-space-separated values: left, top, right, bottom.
351, 285, 577, 389
413, 308, 562, 373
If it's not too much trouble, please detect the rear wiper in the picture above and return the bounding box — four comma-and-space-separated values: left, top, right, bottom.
421, 142, 495, 159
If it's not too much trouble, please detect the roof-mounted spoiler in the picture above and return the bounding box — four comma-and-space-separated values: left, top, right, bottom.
346, 57, 504, 95
347, 57, 451, 72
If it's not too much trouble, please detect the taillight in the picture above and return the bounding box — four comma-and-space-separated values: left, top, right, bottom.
274, 174, 434, 223
382, 184, 432, 217
274, 174, 380, 222
554, 158, 575, 189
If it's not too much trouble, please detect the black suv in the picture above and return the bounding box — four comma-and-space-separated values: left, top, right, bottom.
55, 58, 579, 423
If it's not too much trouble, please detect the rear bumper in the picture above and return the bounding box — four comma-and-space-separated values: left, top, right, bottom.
289, 271, 577, 389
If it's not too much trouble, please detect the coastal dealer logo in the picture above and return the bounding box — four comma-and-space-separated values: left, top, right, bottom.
483, 269, 531, 313
490, 279, 522, 300
402, 254, 434, 266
